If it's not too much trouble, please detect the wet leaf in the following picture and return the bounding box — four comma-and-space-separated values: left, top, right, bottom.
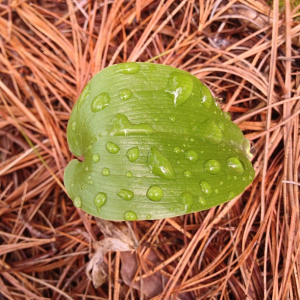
64, 62, 255, 221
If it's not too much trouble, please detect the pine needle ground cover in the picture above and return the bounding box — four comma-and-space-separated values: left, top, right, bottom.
0, 1, 299, 299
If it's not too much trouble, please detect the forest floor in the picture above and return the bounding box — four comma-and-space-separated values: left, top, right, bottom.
0, 0, 300, 299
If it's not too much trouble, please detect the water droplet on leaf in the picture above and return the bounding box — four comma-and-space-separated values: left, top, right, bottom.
92, 154, 100, 163
117, 189, 134, 201
200, 94, 212, 108
218, 122, 225, 131
223, 111, 231, 120
202, 120, 223, 144
126, 146, 139, 162
227, 157, 245, 174
91, 92, 110, 112
184, 150, 198, 163
126, 171, 133, 178
106, 141, 120, 154
146, 185, 164, 201
108, 114, 155, 136
94, 192, 107, 212
199, 181, 212, 195
73, 196, 82, 208
166, 71, 193, 107
198, 196, 206, 205
118, 88, 133, 100
204, 159, 221, 175
148, 146, 175, 180
102, 168, 110, 176
242, 138, 253, 160
198, 84, 213, 108
173, 147, 180, 154
183, 170, 192, 178
180, 192, 194, 212
71, 121, 76, 131
116, 62, 140, 74
124, 211, 138, 221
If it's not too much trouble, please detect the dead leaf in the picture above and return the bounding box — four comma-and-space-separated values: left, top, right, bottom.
86, 219, 138, 288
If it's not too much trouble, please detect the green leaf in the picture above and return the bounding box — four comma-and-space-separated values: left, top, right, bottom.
64, 62, 255, 221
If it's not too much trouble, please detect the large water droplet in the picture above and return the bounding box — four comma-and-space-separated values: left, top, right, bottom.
202, 120, 223, 144
183, 170, 192, 178
169, 116, 176, 123
124, 211, 138, 221
73, 196, 82, 208
166, 71, 193, 107
118, 88, 133, 100
77, 83, 91, 109
117, 189, 134, 201
71, 121, 76, 131
94, 192, 107, 212
199, 181, 212, 196
102, 167, 110, 176
106, 141, 120, 154
204, 159, 221, 175
148, 146, 175, 180
107, 114, 155, 136
180, 192, 194, 212
91, 92, 110, 112
116, 62, 140, 74
227, 157, 245, 174
184, 150, 198, 163
126, 146, 139, 162
146, 185, 164, 201
92, 154, 100, 163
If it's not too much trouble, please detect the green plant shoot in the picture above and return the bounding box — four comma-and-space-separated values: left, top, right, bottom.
64, 63, 255, 221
